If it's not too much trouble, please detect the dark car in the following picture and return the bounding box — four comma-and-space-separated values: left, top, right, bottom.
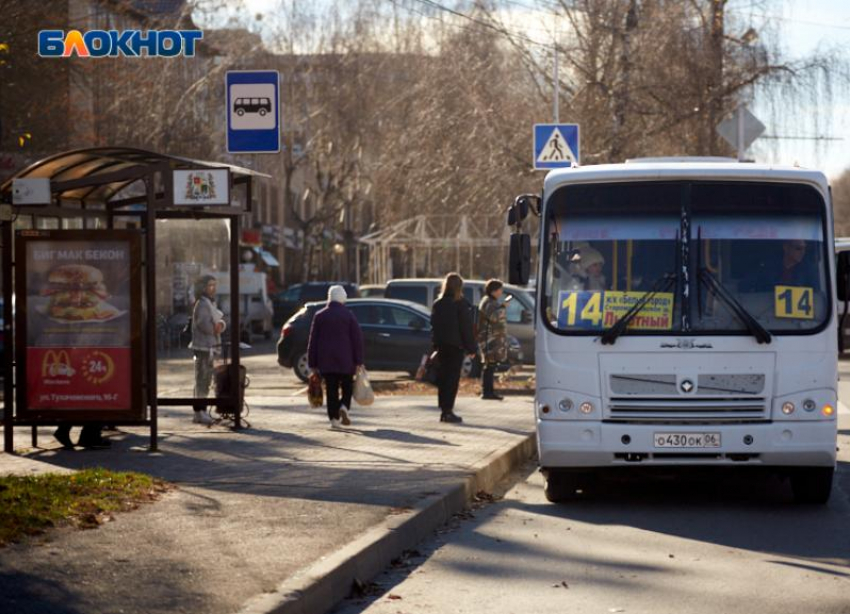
277, 298, 522, 382
273, 282, 359, 328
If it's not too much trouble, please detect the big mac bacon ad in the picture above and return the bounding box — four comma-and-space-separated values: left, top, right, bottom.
23, 238, 134, 411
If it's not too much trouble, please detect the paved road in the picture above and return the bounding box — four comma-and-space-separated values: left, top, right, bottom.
334, 371, 850, 614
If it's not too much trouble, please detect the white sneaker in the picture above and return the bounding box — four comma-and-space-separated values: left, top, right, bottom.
194, 410, 214, 425
339, 406, 351, 426
330, 419, 342, 429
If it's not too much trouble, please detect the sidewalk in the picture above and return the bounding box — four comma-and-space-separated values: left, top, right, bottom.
0, 385, 534, 614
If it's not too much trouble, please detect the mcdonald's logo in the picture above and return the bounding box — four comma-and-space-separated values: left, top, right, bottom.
42, 350, 76, 377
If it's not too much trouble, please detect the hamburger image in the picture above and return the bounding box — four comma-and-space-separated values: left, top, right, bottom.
40, 264, 120, 321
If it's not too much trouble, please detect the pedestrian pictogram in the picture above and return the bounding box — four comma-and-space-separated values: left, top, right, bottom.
533, 123, 580, 170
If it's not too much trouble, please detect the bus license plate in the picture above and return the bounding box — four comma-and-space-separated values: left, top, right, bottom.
654, 432, 721, 448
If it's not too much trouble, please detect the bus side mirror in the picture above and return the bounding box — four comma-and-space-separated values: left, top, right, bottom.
509, 233, 531, 286
507, 199, 528, 226
838, 252, 850, 302
507, 194, 540, 227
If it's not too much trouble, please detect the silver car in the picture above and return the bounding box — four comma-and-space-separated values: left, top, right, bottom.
384, 278, 536, 364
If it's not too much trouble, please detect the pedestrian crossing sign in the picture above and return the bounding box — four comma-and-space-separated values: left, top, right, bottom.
534, 123, 580, 170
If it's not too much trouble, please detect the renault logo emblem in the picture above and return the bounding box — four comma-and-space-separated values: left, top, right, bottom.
681, 379, 694, 393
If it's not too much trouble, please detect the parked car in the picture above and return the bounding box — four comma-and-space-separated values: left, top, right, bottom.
384, 278, 536, 364
277, 298, 521, 382
273, 282, 359, 327
358, 284, 386, 298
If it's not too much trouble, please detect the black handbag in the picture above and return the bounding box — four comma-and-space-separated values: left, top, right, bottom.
423, 350, 440, 386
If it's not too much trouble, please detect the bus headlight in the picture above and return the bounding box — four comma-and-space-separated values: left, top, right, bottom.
822, 404, 835, 417
579, 401, 594, 414
781, 402, 795, 415
558, 398, 573, 413
802, 399, 816, 412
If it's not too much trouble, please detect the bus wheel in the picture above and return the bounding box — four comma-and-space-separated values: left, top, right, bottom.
790, 467, 833, 504
544, 471, 581, 502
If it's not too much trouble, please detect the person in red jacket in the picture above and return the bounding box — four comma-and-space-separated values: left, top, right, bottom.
307, 285, 364, 429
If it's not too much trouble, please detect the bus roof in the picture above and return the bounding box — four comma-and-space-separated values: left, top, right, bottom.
543, 161, 830, 196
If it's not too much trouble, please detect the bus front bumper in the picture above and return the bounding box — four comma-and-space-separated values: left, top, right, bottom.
537, 420, 836, 468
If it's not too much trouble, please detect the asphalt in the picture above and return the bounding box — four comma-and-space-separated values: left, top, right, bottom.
329, 360, 850, 614
0, 348, 534, 614
333, 418, 850, 614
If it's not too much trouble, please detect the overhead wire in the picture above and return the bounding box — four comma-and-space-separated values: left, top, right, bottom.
402, 0, 555, 47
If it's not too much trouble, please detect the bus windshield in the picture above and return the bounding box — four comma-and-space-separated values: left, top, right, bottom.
690, 182, 829, 334
542, 181, 829, 336
544, 183, 682, 334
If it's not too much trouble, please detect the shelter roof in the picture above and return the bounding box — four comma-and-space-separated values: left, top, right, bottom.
0, 147, 268, 206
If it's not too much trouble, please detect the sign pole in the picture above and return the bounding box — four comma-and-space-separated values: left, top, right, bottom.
737, 105, 745, 161
553, 43, 559, 123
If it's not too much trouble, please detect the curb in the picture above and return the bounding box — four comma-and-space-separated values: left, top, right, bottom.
239, 433, 536, 614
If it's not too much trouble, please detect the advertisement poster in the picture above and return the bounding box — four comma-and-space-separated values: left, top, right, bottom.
16, 231, 142, 417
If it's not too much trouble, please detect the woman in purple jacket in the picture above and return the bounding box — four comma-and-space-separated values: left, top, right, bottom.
307, 285, 364, 429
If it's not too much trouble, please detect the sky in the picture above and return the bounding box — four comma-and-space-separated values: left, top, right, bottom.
747, 0, 850, 178
201, 0, 850, 178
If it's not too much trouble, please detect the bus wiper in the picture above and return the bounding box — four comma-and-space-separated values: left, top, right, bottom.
600, 272, 677, 345
698, 268, 772, 344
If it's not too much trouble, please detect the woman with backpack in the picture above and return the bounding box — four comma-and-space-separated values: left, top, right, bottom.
430, 273, 477, 424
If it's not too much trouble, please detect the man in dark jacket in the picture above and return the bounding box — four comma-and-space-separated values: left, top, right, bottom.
430, 273, 477, 423
307, 285, 364, 428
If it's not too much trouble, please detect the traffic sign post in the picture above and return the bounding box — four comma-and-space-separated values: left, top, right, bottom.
716, 105, 765, 161
226, 70, 281, 154
534, 123, 580, 170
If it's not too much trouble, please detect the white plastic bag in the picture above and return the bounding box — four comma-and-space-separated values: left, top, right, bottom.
353, 366, 375, 406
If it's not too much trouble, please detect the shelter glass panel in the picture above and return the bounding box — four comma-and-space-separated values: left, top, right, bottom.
155, 219, 232, 400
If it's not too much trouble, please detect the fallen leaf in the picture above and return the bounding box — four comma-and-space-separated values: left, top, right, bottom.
388, 594, 403, 600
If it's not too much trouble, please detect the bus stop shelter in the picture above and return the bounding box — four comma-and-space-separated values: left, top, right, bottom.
0, 147, 268, 452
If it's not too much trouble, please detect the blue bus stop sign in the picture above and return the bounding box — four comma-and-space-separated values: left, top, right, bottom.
533, 123, 579, 170
226, 70, 280, 154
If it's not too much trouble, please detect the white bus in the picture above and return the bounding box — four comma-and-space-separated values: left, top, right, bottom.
508, 159, 848, 504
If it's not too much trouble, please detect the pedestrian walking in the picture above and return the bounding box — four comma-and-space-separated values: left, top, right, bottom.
478, 279, 508, 401
430, 273, 477, 423
190, 275, 226, 425
307, 285, 364, 429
